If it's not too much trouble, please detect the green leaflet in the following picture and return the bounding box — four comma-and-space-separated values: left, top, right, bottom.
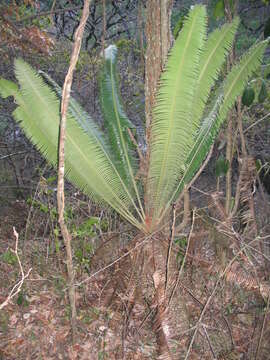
0, 78, 20, 98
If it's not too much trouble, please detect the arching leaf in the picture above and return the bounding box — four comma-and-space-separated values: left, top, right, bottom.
164, 40, 268, 217
146, 5, 207, 228
99, 45, 144, 218
0, 60, 143, 229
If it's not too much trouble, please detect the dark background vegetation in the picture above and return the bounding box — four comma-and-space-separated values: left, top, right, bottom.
0, 0, 270, 359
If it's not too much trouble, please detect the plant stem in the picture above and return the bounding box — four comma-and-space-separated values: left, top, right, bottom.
224, 0, 238, 217
237, 98, 247, 157
225, 114, 233, 215
57, 0, 91, 341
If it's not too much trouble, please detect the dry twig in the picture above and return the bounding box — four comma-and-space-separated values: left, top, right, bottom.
0, 227, 32, 311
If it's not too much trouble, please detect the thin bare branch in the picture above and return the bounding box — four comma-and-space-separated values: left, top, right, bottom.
244, 111, 270, 133
202, 325, 217, 359
0, 228, 32, 311
57, 0, 92, 339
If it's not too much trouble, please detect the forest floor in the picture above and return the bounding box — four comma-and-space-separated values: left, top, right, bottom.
0, 161, 270, 359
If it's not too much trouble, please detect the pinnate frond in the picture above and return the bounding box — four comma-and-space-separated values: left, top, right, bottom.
99, 45, 144, 219
147, 5, 207, 228
0, 60, 143, 229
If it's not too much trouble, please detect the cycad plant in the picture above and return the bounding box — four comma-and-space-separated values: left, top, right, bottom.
1, 5, 268, 356
0, 5, 267, 233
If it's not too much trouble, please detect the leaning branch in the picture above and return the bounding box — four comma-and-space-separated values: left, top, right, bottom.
57, 0, 91, 340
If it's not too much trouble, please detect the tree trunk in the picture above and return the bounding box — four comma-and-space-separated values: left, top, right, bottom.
144, 2, 173, 358
145, 0, 173, 148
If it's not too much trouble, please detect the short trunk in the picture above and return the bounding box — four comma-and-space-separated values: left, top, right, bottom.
144, 237, 175, 359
